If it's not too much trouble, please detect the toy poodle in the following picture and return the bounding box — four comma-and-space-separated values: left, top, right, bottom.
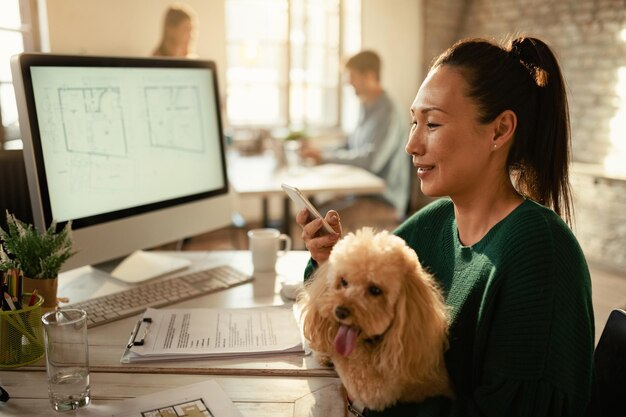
299, 228, 453, 412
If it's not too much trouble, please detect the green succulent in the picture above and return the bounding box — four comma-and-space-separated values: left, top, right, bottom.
0, 211, 74, 279
284, 130, 307, 141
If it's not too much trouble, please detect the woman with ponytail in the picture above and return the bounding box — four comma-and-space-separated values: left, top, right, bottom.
297, 36, 594, 416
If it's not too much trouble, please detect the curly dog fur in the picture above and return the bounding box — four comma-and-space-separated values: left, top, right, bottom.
299, 228, 453, 411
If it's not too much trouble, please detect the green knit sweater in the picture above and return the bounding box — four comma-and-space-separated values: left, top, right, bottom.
305, 198, 594, 416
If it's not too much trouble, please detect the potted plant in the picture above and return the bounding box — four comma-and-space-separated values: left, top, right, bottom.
283, 129, 308, 171
0, 211, 74, 310
284, 129, 307, 142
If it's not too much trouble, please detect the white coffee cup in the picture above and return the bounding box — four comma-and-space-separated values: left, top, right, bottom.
248, 228, 292, 272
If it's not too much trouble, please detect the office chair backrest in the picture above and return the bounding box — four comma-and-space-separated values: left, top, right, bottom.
0, 149, 33, 230
586, 309, 626, 416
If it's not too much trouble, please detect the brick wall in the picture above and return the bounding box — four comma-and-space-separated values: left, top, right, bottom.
423, 0, 626, 272
571, 165, 626, 271
423, 0, 468, 73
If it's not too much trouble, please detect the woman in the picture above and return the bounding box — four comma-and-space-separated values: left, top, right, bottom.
152, 4, 196, 58
297, 37, 594, 416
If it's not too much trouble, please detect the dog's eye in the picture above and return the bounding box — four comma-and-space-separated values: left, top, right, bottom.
368, 285, 382, 296
340, 277, 348, 288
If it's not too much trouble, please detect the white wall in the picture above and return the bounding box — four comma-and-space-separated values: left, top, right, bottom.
45, 0, 226, 86
362, 0, 423, 117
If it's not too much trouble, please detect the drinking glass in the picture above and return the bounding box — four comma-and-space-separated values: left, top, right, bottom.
42, 309, 91, 412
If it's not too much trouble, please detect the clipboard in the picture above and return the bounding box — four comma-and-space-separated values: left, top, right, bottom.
126, 317, 153, 348
121, 306, 305, 363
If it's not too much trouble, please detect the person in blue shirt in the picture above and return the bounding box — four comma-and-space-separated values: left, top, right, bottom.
300, 50, 411, 218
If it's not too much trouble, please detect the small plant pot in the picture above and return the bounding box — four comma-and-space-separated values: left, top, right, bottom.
23, 277, 58, 312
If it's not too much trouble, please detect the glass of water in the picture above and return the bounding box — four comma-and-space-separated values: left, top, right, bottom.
42, 309, 91, 412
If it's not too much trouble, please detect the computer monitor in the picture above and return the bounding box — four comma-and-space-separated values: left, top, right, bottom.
11, 53, 232, 277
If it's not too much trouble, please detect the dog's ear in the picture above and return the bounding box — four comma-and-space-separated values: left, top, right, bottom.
375, 248, 448, 381
299, 262, 337, 354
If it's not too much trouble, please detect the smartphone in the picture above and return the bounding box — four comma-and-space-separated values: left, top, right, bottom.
281, 184, 335, 235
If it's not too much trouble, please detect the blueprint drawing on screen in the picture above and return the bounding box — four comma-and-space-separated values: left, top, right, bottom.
30, 66, 224, 223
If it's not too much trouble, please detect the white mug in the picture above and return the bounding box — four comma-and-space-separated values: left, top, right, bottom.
248, 228, 292, 272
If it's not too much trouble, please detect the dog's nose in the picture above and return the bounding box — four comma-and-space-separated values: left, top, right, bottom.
335, 306, 350, 320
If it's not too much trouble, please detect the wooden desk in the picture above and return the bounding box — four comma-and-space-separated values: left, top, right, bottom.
227, 150, 386, 232
0, 251, 344, 417
0, 372, 344, 417
19, 251, 333, 376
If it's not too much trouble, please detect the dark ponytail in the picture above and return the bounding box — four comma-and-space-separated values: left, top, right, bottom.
432, 37, 573, 225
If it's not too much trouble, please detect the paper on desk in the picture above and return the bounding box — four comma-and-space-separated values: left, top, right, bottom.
121, 305, 304, 363
79, 379, 243, 417
110, 250, 191, 283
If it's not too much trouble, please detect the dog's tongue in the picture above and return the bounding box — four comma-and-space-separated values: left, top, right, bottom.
334, 325, 358, 357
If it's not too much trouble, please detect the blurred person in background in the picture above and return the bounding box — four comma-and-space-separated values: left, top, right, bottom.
300, 50, 411, 219
152, 3, 197, 58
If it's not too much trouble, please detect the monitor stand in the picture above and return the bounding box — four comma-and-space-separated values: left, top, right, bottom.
93, 250, 191, 284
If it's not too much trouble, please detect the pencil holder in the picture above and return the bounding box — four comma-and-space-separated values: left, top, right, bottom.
0, 293, 45, 368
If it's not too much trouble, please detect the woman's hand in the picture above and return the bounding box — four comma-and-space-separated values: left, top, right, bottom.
296, 208, 341, 264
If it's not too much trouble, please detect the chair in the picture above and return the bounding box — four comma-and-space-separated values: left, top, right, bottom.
586, 309, 626, 416
0, 149, 33, 230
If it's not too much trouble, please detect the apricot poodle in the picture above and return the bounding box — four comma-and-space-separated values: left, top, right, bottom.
299, 228, 453, 411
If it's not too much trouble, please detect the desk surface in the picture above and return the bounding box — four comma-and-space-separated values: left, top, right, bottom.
228, 150, 385, 197
41, 251, 332, 377
0, 251, 344, 417
0, 372, 344, 417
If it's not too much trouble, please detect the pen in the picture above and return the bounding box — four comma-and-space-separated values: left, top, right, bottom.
3, 292, 16, 311
6, 269, 16, 300
127, 319, 143, 349
0, 281, 7, 311
28, 288, 39, 307
12, 295, 22, 311
16, 270, 23, 305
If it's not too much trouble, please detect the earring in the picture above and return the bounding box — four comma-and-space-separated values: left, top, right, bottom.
493, 144, 497, 149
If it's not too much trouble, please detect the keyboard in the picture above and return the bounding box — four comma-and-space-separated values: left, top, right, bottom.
67, 265, 253, 328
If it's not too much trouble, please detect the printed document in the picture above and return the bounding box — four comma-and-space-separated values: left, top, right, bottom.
121, 305, 303, 363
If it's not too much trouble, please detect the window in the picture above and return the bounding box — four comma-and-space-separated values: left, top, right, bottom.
0, 0, 42, 149
225, 0, 360, 131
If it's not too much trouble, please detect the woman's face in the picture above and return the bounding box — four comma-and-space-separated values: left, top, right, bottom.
166, 19, 193, 56
175, 19, 193, 45
406, 65, 499, 199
